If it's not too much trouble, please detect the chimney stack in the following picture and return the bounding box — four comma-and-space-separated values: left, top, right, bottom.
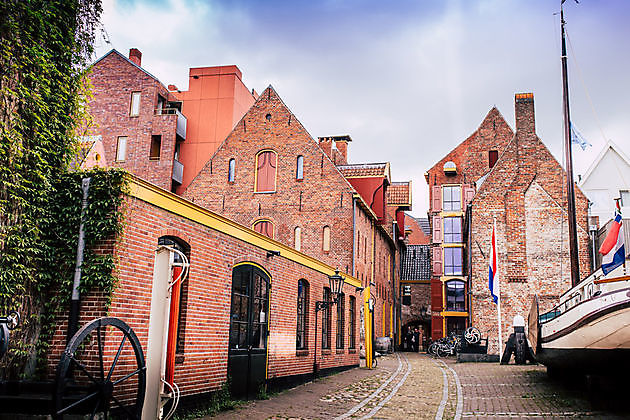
514, 92, 535, 135
318, 137, 333, 159
129, 48, 142, 67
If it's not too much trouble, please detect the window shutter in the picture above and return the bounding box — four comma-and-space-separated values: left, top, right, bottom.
432, 185, 441, 212
433, 215, 442, 243
432, 246, 442, 276
463, 185, 475, 206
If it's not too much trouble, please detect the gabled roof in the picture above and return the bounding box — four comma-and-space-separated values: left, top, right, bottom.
387, 181, 412, 207
578, 140, 630, 187
91, 49, 169, 92
337, 162, 391, 181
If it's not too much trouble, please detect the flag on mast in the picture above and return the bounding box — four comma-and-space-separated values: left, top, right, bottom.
599, 201, 625, 275
489, 222, 499, 304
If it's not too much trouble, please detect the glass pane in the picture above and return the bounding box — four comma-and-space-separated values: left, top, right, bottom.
116, 137, 127, 161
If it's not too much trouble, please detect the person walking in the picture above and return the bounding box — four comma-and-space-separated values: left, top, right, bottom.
413, 327, 420, 352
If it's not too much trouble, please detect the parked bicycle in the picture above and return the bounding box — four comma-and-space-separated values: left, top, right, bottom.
428, 327, 482, 358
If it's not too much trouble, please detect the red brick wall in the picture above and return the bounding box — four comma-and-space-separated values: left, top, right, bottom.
88, 51, 178, 190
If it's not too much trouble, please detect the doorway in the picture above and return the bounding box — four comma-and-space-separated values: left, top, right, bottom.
228, 264, 270, 398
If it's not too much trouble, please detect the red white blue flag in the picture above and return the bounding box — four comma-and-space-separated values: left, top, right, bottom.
599, 202, 625, 275
488, 222, 498, 304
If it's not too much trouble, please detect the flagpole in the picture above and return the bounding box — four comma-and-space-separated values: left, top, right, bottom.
494, 217, 502, 360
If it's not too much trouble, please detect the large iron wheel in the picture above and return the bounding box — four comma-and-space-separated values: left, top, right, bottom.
54, 317, 146, 419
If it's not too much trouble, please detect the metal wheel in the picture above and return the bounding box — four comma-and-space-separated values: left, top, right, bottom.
436, 344, 448, 358
464, 327, 481, 345
428, 342, 438, 356
54, 317, 146, 419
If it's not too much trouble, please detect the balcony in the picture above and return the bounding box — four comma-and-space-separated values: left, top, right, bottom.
172, 159, 184, 184
155, 107, 187, 140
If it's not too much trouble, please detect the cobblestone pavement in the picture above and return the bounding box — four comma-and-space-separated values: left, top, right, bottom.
203, 353, 629, 419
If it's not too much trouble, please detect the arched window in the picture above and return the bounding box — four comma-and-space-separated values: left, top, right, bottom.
255, 150, 277, 192
322, 226, 331, 252
228, 158, 235, 182
336, 293, 345, 349
253, 219, 274, 239
296, 155, 304, 180
348, 296, 356, 349
296, 279, 309, 350
294, 226, 302, 251
445, 280, 466, 312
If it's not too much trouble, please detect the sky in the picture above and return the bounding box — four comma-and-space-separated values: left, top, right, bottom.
93, 0, 630, 216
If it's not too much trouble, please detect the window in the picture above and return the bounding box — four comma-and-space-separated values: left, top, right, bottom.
336, 293, 345, 349
446, 280, 466, 311
489, 150, 499, 168
294, 226, 302, 251
228, 158, 235, 182
620, 190, 630, 207
442, 186, 461, 211
253, 220, 274, 239
116, 136, 127, 162
322, 288, 331, 349
444, 247, 463, 276
296, 279, 309, 350
348, 296, 356, 349
443, 217, 462, 243
323, 226, 331, 252
255, 150, 277, 192
150, 135, 161, 160
296, 155, 304, 180
130, 91, 141, 116
402, 284, 411, 305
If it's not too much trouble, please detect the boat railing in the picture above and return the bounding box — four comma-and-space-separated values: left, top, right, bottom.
539, 275, 600, 324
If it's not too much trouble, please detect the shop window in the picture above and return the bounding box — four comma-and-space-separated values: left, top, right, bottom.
296, 155, 304, 180
228, 158, 235, 182
130, 91, 141, 116
336, 293, 345, 349
443, 217, 462, 243
446, 280, 466, 312
255, 150, 277, 192
322, 287, 331, 349
444, 247, 463, 276
323, 226, 331, 252
296, 279, 309, 350
489, 150, 499, 168
150, 135, 161, 160
253, 219, 274, 239
116, 136, 127, 162
348, 296, 356, 349
442, 186, 461, 211
294, 226, 302, 251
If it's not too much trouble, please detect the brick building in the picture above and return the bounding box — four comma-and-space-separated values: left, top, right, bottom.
426, 93, 590, 353
86, 49, 255, 193
183, 86, 409, 343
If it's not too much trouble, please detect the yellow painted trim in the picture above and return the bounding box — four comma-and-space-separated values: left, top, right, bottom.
232, 261, 273, 280
441, 311, 468, 317
442, 316, 446, 339
382, 301, 385, 337
441, 243, 464, 248
251, 218, 275, 240
389, 202, 412, 207
440, 276, 466, 283
253, 149, 278, 193
126, 175, 361, 289
440, 211, 464, 217
389, 303, 393, 338
363, 287, 372, 369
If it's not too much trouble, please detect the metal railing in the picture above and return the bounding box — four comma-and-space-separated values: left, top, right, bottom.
172, 159, 183, 184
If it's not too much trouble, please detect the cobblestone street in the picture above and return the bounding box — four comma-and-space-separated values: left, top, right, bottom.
204, 353, 629, 419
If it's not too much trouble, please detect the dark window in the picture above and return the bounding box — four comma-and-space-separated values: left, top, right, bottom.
348, 296, 356, 349
489, 150, 499, 168
255, 150, 277, 192
322, 287, 331, 349
253, 220, 274, 239
336, 294, 345, 349
296, 155, 304, 180
443, 217, 462, 243
444, 247, 463, 276
442, 186, 461, 211
446, 280, 466, 311
150, 135, 161, 160
297, 279, 309, 350
228, 158, 235, 182
402, 284, 411, 305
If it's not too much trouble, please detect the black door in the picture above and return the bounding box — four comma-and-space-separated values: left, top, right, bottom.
228, 264, 269, 398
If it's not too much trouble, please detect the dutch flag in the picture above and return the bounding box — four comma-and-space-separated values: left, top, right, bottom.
599, 203, 625, 275
489, 222, 498, 304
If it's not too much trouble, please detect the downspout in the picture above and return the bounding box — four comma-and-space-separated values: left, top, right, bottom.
466, 203, 473, 327
68, 177, 91, 343
392, 221, 398, 349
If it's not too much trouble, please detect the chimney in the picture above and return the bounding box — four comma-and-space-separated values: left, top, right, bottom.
318, 137, 333, 159
129, 48, 142, 67
168, 84, 178, 91
514, 92, 535, 134
335, 140, 349, 164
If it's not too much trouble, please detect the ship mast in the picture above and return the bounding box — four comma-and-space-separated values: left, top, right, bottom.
560, 5, 580, 287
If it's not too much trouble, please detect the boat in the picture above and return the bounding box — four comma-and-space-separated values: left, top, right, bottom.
527, 4, 630, 375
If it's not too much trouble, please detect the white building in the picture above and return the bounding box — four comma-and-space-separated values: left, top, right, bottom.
579, 141, 630, 225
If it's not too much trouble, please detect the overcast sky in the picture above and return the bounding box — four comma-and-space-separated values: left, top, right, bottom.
94, 0, 630, 216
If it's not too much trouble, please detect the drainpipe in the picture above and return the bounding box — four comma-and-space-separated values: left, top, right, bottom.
68, 177, 91, 343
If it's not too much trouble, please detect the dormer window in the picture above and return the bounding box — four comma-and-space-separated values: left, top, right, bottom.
443, 161, 457, 175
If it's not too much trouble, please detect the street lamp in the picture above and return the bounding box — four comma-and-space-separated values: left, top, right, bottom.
313, 270, 345, 376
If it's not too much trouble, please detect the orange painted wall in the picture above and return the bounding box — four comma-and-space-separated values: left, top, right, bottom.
176, 65, 256, 193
